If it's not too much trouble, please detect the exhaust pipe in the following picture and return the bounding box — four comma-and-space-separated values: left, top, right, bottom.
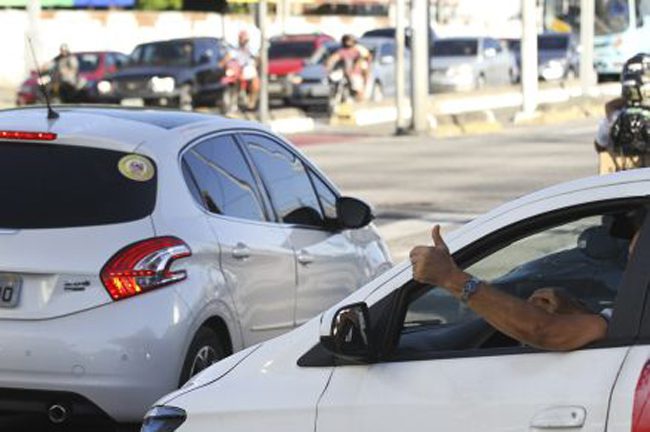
48, 404, 68, 424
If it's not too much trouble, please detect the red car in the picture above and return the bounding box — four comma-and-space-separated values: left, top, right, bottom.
16, 51, 128, 105
267, 33, 335, 104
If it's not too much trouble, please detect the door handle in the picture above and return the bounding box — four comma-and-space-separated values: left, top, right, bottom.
297, 250, 315, 265
232, 243, 251, 260
530, 406, 586, 429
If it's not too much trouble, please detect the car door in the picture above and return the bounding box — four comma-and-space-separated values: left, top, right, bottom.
315, 198, 650, 432
239, 132, 365, 328
181, 133, 296, 346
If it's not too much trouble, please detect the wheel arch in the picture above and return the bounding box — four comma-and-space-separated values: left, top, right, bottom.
199, 315, 234, 356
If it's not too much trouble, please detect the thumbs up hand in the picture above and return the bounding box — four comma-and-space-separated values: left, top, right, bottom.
410, 225, 465, 290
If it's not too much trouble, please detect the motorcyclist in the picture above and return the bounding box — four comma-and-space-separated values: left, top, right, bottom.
326, 34, 372, 102
595, 53, 650, 173
220, 30, 260, 111
51, 44, 79, 103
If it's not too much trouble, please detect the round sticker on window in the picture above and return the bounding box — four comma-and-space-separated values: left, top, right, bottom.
118, 155, 155, 182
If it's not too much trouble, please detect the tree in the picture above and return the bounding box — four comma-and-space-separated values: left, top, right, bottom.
137, 0, 182, 10
183, 0, 227, 12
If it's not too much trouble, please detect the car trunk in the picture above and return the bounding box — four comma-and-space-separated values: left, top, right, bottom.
0, 140, 157, 320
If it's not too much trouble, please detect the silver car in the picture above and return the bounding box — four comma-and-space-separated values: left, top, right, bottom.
430, 37, 518, 92
0, 107, 392, 427
359, 37, 411, 102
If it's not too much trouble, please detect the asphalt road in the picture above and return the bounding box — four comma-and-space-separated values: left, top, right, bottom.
299, 118, 600, 261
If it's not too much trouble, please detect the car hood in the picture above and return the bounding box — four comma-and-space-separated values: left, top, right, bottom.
269, 58, 305, 76
155, 316, 328, 407
430, 56, 477, 69
109, 65, 186, 79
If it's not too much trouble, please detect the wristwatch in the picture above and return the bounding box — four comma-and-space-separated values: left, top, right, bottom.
460, 276, 482, 304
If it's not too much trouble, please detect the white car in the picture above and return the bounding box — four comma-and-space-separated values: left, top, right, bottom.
148, 168, 650, 432
0, 107, 391, 427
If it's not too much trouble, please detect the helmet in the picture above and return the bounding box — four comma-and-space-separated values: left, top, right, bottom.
621, 53, 650, 107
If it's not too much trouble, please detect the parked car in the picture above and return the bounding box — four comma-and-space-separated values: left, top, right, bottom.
507, 33, 580, 82
358, 37, 411, 102
15, 51, 128, 105
0, 106, 392, 428
98, 38, 231, 110
285, 38, 410, 109
148, 168, 650, 432
362, 26, 437, 49
284, 41, 340, 109
267, 33, 335, 104
430, 37, 517, 92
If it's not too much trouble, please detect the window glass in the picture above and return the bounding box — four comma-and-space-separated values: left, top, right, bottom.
0, 143, 156, 229
244, 134, 325, 227
432, 39, 478, 57
380, 42, 396, 58
399, 208, 643, 353
308, 170, 338, 222
182, 135, 266, 222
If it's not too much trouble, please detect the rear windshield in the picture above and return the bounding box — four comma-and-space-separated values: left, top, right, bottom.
0, 143, 156, 229
432, 40, 478, 57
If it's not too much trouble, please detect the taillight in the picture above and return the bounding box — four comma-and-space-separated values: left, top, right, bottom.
633, 361, 650, 432
0, 130, 57, 141
100, 236, 191, 301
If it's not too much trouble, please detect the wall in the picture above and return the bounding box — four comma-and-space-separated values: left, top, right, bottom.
0, 9, 389, 87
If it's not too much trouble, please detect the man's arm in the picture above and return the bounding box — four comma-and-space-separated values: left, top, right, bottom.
410, 225, 608, 351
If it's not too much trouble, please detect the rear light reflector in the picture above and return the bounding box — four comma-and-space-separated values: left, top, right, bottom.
0, 130, 57, 141
101, 236, 191, 301
633, 360, 650, 432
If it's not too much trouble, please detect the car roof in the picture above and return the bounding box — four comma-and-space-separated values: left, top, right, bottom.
135, 37, 220, 47
271, 33, 331, 42
0, 106, 265, 153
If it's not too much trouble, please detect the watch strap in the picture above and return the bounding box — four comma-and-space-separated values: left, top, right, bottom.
460, 276, 482, 304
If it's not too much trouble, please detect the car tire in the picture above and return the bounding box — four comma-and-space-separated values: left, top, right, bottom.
179, 327, 226, 386
179, 83, 193, 112
371, 81, 384, 102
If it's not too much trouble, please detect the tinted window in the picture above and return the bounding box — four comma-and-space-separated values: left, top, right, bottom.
308, 170, 338, 222
538, 35, 569, 50
380, 42, 395, 57
77, 53, 100, 73
131, 41, 194, 67
0, 143, 156, 229
182, 135, 266, 222
432, 39, 478, 57
244, 134, 324, 227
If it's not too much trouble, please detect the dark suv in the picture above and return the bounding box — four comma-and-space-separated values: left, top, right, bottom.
102, 37, 230, 110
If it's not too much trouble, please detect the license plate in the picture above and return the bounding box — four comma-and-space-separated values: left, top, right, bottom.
267, 83, 285, 95
0, 275, 22, 308
120, 98, 145, 107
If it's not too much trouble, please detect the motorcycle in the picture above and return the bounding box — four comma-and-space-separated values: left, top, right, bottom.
327, 66, 354, 115
218, 59, 258, 115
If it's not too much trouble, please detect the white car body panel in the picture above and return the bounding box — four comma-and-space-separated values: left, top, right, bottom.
159, 168, 650, 432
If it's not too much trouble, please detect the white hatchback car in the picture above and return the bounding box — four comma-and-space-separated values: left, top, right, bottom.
149, 168, 650, 432
0, 107, 391, 428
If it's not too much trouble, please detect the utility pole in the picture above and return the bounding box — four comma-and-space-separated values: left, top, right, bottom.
26, 0, 42, 75
520, 0, 538, 115
579, 0, 596, 94
258, 0, 270, 124
395, 0, 407, 134
409, 0, 429, 134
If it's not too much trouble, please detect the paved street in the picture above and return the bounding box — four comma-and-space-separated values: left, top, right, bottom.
298, 118, 599, 261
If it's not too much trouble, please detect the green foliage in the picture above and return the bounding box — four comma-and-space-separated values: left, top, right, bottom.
137, 0, 182, 10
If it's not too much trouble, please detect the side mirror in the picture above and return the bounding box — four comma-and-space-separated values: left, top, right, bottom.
336, 197, 373, 229
320, 302, 373, 362
380, 55, 395, 65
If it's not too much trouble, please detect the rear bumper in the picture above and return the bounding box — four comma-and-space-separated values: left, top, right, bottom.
0, 289, 193, 423
287, 82, 330, 106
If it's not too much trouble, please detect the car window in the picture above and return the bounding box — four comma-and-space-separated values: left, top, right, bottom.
432, 39, 478, 57
397, 207, 644, 354
307, 169, 338, 223
243, 134, 325, 227
182, 135, 267, 222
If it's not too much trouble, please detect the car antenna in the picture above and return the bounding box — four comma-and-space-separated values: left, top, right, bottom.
27, 37, 59, 120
